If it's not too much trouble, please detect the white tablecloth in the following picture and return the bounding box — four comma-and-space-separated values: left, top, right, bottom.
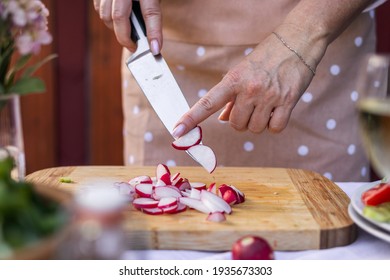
121, 182, 390, 260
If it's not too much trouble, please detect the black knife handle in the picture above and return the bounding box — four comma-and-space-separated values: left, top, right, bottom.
130, 1, 147, 43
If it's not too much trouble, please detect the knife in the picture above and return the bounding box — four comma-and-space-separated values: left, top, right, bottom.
125, 2, 213, 171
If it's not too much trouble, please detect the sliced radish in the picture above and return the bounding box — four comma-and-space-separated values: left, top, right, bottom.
158, 172, 171, 185
230, 185, 245, 204
179, 197, 211, 214
206, 211, 226, 223
172, 126, 202, 150
157, 197, 178, 209
141, 207, 164, 215
207, 182, 217, 194
222, 189, 238, 205
153, 186, 182, 200
135, 183, 154, 198
129, 175, 153, 186
162, 204, 179, 214
190, 188, 201, 200
174, 203, 187, 213
156, 163, 170, 178
200, 190, 232, 214
176, 179, 191, 191
190, 182, 207, 190
171, 172, 181, 182
133, 197, 159, 209
187, 144, 217, 174
114, 181, 135, 195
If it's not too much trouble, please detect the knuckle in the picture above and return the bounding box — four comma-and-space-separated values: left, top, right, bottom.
222, 70, 240, 91
111, 8, 127, 21
197, 96, 214, 112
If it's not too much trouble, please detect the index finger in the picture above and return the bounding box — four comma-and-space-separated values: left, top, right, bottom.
172, 81, 236, 138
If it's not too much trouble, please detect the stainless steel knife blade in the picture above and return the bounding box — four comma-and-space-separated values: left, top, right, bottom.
126, 4, 209, 170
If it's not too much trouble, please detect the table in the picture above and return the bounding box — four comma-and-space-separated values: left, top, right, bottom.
121, 182, 390, 260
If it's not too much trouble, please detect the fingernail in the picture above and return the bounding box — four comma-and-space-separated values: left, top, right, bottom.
172, 123, 186, 139
151, 39, 160, 56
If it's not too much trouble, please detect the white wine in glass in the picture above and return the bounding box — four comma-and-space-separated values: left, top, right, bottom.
356, 54, 390, 180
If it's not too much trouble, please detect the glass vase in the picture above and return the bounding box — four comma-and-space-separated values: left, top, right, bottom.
0, 94, 26, 181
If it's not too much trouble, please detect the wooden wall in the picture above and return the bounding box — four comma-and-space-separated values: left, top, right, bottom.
20, 1, 390, 176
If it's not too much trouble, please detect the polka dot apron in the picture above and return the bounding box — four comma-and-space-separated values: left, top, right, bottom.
121, 0, 377, 182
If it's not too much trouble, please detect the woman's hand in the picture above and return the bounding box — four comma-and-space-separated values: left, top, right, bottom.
172, 28, 322, 138
93, 0, 162, 54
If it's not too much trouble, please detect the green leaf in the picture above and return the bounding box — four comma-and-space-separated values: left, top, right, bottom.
22, 54, 57, 78
7, 77, 45, 95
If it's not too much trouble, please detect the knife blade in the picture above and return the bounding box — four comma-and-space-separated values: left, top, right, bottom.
125, 2, 208, 170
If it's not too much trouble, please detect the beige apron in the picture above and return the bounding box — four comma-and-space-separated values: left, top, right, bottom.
121, 0, 377, 182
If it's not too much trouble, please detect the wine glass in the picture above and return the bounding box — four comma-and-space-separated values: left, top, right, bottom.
356, 53, 390, 180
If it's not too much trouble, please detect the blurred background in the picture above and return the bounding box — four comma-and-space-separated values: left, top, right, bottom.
22, 1, 390, 175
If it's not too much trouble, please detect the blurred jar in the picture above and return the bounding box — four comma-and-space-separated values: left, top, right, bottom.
57, 186, 128, 259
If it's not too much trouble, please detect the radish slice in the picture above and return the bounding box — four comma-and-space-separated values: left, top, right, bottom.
187, 144, 217, 173
156, 163, 170, 178
153, 186, 182, 200
141, 207, 164, 215
114, 182, 135, 195
200, 190, 232, 214
177, 179, 191, 191
135, 183, 154, 198
171, 172, 181, 182
190, 188, 201, 200
207, 182, 217, 194
162, 204, 179, 214
175, 203, 187, 213
133, 197, 159, 209
179, 197, 211, 214
158, 172, 171, 185
222, 189, 238, 205
172, 126, 202, 150
206, 211, 226, 223
129, 175, 153, 186
190, 182, 207, 190
157, 197, 178, 209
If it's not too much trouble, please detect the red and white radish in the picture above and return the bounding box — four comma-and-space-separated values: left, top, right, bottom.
190, 182, 207, 190
179, 197, 211, 214
152, 186, 182, 200
200, 189, 232, 214
187, 144, 217, 174
206, 211, 226, 223
231, 235, 274, 260
157, 197, 178, 209
135, 183, 154, 198
141, 207, 164, 215
133, 197, 159, 209
172, 126, 202, 150
129, 175, 153, 186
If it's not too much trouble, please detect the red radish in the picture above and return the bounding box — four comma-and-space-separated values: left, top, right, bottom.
162, 204, 179, 214
152, 186, 182, 200
189, 188, 201, 200
114, 182, 135, 195
200, 189, 232, 214
141, 207, 164, 215
231, 235, 274, 260
206, 211, 226, 223
156, 163, 170, 177
158, 172, 171, 185
207, 182, 217, 194
135, 183, 154, 198
129, 175, 153, 186
157, 197, 178, 209
190, 182, 207, 190
172, 126, 202, 150
179, 197, 211, 214
174, 203, 187, 213
230, 185, 245, 203
176, 179, 191, 191
133, 197, 159, 209
187, 144, 217, 173
222, 189, 237, 205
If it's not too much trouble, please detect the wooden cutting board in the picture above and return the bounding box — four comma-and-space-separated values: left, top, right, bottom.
26, 166, 357, 251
